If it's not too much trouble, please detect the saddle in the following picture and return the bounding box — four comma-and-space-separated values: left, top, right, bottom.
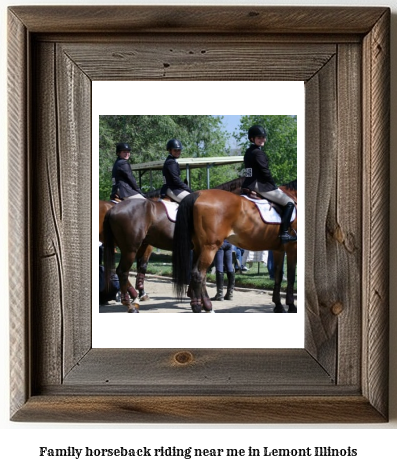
240, 188, 283, 216
159, 198, 179, 222
240, 187, 262, 200
111, 195, 122, 203
160, 195, 173, 202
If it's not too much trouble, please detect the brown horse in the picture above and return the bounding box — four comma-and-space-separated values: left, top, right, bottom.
172, 184, 297, 313
99, 200, 114, 244
103, 197, 175, 313
99, 199, 152, 301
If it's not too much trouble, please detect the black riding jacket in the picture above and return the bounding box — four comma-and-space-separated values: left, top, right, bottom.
110, 157, 144, 199
161, 154, 192, 196
242, 144, 278, 193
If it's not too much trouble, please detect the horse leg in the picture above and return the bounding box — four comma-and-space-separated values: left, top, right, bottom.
184, 250, 208, 308
189, 268, 204, 313
135, 244, 153, 301
272, 250, 285, 313
285, 247, 297, 313
188, 250, 203, 312
200, 270, 213, 311
201, 284, 213, 312
116, 251, 139, 313
201, 245, 223, 312
189, 270, 212, 313
189, 247, 216, 313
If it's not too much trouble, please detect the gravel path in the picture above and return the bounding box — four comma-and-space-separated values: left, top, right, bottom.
99, 273, 294, 314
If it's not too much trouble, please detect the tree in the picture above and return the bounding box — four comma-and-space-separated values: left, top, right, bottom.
234, 115, 297, 185
98, 115, 232, 199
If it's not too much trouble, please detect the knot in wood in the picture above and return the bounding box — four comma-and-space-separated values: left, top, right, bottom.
331, 302, 344, 316
174, 351, 194, 365
333, 225, 344, 244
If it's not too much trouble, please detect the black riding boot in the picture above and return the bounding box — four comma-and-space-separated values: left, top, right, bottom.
211, 271, 224, 301
224, 271, 235, 300
280, 202, 297, 243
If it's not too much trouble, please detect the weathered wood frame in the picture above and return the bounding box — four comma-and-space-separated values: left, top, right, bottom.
8, 6, 390, 423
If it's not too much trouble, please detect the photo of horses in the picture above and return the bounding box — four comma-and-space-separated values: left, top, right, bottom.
93, 82, 304, 348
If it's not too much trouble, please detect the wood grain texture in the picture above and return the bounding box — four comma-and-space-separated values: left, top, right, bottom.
62, 349, 333, 391
335, 43, 363, 387
55, 43, 92, 376
8, 6, 387, 34
304, 56, 338, 377
59, 42, 336, 81
31, 41, 92, 388
32, 41, 63, 388
304, 43, 363, 385
8, 6, 390, 423
8, 9, 30, 420
362, 9, 390, 418
11, 396, 384, 424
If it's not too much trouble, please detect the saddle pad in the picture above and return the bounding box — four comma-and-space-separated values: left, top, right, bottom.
159, 199, 179, 222
242, 195, 296, 224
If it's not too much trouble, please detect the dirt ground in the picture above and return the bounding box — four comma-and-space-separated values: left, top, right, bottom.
99, 273, 295, 314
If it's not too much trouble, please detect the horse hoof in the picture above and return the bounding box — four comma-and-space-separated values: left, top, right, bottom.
140, 294, 150, 301
191, 304, 202, 313
274, 303, 285, 313
288, 304, 297, 313
127, 301, 139, 313
202, 299, 213, 312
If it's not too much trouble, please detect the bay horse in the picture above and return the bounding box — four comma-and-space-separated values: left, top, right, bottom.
99, 200, 114, 244
99, 199, 153, 301
172, 183, 297, 313
102, 197, 175, 313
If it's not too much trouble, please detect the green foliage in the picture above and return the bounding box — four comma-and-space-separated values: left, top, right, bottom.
99, 115, 231, 199
99, 115, 297, 199
234, 115, 297, 185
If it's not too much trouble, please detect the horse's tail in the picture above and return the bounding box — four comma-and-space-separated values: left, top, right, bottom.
172, 192, 200, 301
102, 211, 116, 292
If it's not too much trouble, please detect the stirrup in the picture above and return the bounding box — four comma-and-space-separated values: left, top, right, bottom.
280, 232, 297, 243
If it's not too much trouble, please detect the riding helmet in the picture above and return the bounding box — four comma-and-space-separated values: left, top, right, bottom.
166, 139, 183, 151
116, 142, 131, 154
248, 125, 267, 141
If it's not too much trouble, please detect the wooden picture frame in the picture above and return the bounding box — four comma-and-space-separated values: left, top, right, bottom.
8, 6, 390, 423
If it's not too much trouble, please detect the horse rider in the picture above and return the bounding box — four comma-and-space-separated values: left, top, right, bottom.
242, 125, 297, 244
110, 142, 146, 201
161, 139, 193, 203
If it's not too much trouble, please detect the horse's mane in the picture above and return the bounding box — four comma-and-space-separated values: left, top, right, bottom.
214, 177, 297, 201
144, 189, 162, 200
280, 179, 297, 191
214, 177, 245, 194
279, 179, 297, 202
